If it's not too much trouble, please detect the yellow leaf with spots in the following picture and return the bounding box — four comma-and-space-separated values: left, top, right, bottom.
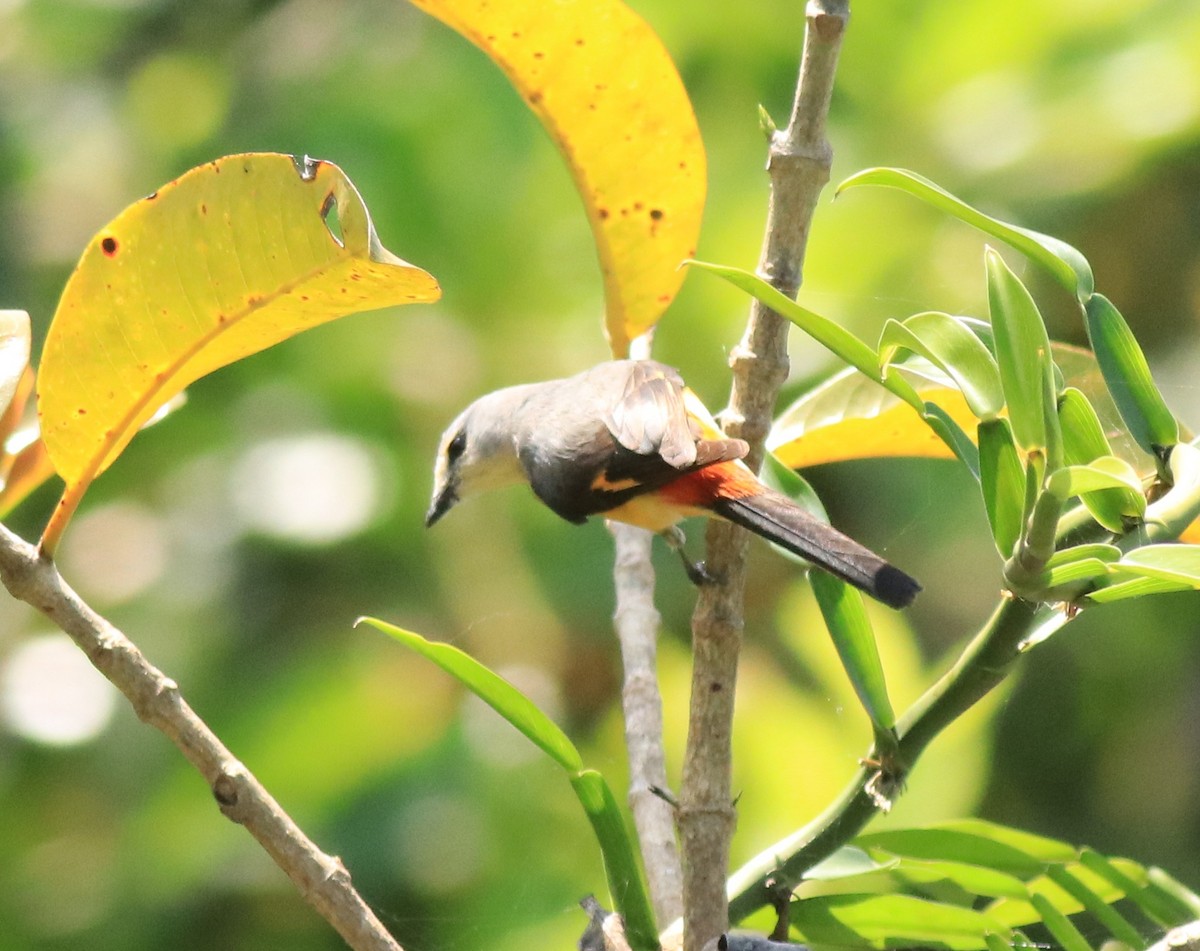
37, 152, 439, 550
412, 0, 705, 356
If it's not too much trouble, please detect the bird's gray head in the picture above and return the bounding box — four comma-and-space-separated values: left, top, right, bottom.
425, 385, 533, 527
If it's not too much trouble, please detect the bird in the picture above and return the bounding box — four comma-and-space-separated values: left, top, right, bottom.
426, 360, 919, 609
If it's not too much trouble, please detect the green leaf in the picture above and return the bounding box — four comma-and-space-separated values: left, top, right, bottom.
938, 819, 1077, 863
364, 619, 659, 947
686, 261, 904, 403
1147, 868, 1200, 919
803, 846, 891, 882
1085, 575, 1194, 603
810, 571, 895, 732
1078, 849, 1183, 926
979, 419, 1026, 557
1058, 387, 1146, 533
1110, 544, 1200, 587
359, 618, 583, 771
570, 771, 658, 951
790, 893, 1012, 950
836, 168, 1094, 300
1084, 294, 1178, 464
987, 250, 1060, 463
924, 401, 982, 478
1044, 866, 1144, 948
879, 312, 1004, 420
856, 827, 1047, 878
1046, 457, 1145, 505
1029, 893, 1092, 951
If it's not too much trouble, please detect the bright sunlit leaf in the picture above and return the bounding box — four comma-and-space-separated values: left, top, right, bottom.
1109, 544, 1200, 587
0, 312, 31, 423
412, 0, 705, 357
836, 168, 1094, 301
36, 153, 439, 551
790, 892, 1013, 950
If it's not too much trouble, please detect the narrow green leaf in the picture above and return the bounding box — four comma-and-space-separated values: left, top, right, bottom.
837, 168, 1094, 299
985, 932, 1016, 951
879, 312, 1004, 419
924, 401, 981, 478
790, 892, 1012, 950
1045, 866, 1144, 947
764, 451, 828, 522
1148, 867, 1200, 919
979, 419, 1026, 557
936, 820, 1077, 864
803, 846, 887, 881
1029, 893, 1093, 951
856, 827, 1046, 878
570, 771, 659, 951
1046, 544, 1122, 568
1085, 575, 1194, 603
1084, 294, 1178, 463
892, 859, 1032, 901
359, 618, 584, 772
1043, 558, 1115, 588
810, 571, 895, 731
1078, 849, 1178, 926
685, 261, 908, 403
1058, 388, 1145, 533
1111, 544, 1200, 586
987, 249, 1060, 462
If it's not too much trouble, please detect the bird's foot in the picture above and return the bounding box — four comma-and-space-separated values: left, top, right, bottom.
660, 526, 718, 586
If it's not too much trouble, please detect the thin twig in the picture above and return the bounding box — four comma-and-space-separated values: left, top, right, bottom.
609, 331, 684, 927
0, 523, 402, 951
677, 3, 850, 949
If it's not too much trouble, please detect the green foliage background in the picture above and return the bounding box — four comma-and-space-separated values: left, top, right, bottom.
1, 0, 1199, 948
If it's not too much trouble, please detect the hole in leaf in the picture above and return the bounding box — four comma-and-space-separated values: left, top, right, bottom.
321, 192, 344, 249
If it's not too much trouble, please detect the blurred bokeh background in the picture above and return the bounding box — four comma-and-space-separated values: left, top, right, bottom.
1, 0, 1200, 947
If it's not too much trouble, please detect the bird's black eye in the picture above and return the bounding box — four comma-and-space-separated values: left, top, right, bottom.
446, 429, 467, 464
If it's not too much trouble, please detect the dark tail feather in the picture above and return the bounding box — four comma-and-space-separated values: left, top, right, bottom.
713, 490, 920, 609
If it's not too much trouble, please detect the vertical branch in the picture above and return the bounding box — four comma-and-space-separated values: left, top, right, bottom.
610, 332, 684, 927
677, 4, 851, 949
610, 520, 684, 926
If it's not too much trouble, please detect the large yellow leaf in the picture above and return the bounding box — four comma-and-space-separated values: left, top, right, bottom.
37, 152, 439, 550
412, 0, 705, 356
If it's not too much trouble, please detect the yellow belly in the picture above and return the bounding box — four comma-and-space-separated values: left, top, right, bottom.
602, 494, 708, 533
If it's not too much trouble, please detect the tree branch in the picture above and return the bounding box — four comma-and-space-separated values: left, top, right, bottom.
610, 517, 684, 927
677, 3, 850, 949
0, 523, 402, 951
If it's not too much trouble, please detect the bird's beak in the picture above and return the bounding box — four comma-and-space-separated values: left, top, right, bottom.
425, 482, 458, 527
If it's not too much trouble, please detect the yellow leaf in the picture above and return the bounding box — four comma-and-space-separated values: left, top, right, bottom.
36, 152, 439, 551
412, 0, 705, 356
770, 367, 968, 469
